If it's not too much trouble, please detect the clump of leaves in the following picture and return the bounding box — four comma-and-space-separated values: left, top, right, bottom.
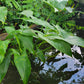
0, 0, 84, 84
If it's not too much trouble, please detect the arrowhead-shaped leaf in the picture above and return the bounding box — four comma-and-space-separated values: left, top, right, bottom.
13, 49, 31, 84
0, 53, 11, 83
18, 35, 34, 54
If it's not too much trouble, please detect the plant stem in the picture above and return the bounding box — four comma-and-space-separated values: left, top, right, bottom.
41, 10, 53, 31
46, 10, 53, 21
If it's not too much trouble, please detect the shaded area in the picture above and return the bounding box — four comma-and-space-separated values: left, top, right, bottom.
1, 45, 84, 84
1, 64, 23, 84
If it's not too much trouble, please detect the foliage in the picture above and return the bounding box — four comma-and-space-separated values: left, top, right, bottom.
0, 40, 10, 63
13, 49, 31, 84
0, 0, 84, 84
0, 7, 7, 23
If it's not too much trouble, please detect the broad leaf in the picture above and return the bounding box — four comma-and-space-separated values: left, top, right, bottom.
23, 16, 54, 29
43, 0, 68, 11
18, 25, 36, 36
0, 52, 11, 83
5, 26, 15, 34
65, 7, 73, 13
38, 32, 72, 56
18, 35, 34, 54
4, 26, 15, 40
20, 10, 33, 18
20, 11, 54, 29
54, 25, 84, 47
13, 49, 31, 84
18, 29, 36, 36
0, 40, 10, 64
43, 0, 72, 12
46, 25, 84, 47
0, 7, 7, 23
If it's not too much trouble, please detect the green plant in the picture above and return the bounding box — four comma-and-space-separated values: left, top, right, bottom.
0, 0, 84, 84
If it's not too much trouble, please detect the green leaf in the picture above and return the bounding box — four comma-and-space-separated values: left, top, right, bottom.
43, 0, 68, 10
18, 25, 36, 36
46, 25, 84, 47
0, 40, 10, 64
43, 0, 72, 12
14, 34, 22, 52
18, 35, 34, 54
11, 0, 21, 10
20, 10, 33, 18
18, 29, 35, 36
0, 52, 11, 83
54, 25, 84, 47
5, 0, 13, 7
66, 20, 76, 27
0, 7, 7, 23
23, 16, 54, 29
22, 0, 33, 3
13, 49, 31, 84
5, 26, 15, 34
36, 48, 45, 62
64, 36, 84, 47
38, 32, 72, 56
4, 26, 15, 40
65, 7, 73, 13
